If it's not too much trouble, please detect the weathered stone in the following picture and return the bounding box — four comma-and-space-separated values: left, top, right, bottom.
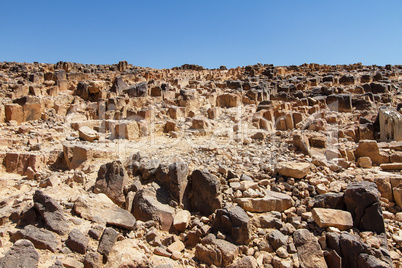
66, 229, 89, 254
217, 93, 241, 108
312, 208, 353, 231
74, 194, 136, 230
276, 161, 311, 179
94, 160, 128, 206
78, 126, 99, 142
0, 239, 39, 268
17, 225, 58, 252
132, 184, 174, 231
33, 190, 69, 235
105, 239, 149, 267
267, 230, 288, 251
236, 190, 292, 212
212, 205, 251, 245
228, 256, 258, 268
344, 181, 385, 234
196, 234, 239, 267
357, 157, 372, 168
97, 227, 119, 257
173, 210, 191, 232
83, 252, 103, 268
378, 106, 402, 142
354, 140, 389, 166
327, 94, 352, 112
114, 121, 140, 140
293, 132, 311, 155
293, 229, 327, 268
190, 169, 222, 215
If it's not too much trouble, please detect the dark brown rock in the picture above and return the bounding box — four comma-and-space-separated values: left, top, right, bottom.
0, 239, 39, 268
97, 227, 119, 257
66, 229, 89, 254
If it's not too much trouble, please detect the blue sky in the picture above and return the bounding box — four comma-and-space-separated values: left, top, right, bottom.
0, 1, 401, 69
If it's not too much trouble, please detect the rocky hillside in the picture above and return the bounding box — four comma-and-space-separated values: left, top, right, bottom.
0, 61, 401, 267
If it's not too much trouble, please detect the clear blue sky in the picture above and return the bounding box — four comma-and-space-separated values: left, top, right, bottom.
1, 1, 401, 69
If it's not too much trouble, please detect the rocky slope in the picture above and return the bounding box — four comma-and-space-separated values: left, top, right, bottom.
0, 61, 401, 267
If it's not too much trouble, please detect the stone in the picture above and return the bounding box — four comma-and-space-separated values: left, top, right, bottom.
66, 229, 89, 254
33, 190, 70, 235
354, 140, 389, 166
312, 208, 353, 231
217, 93, 241, 108
78, 126, 99, 142
339, 232, 364, 268
173, 210, 191, 232
83, 252, 103, 268
393, 184, 402, 208
344, 181, 385, 234
357, 253, 389, 268
380, 163, 402, 170
212, 205, 251, 245
267, 230, 288, 251
125, 82, 148, 97
228, 256, 258, 268
236, 190, 293, 212
378, 106, 402, 142
74, 194, 136, 230
167, 241, 185, 253
293, 229, 327, 268
312, 192, 346, 210
16, 225, 58, 252
196, 234, 239, 267
97, 227, 119, 257
190, 169, 222, 216
357, 157, 372, 168
105, 239, 149, 268
94, 160, 128, 206
0, 239, 39, 268
275, 161, 311, 179
132, 184, 174, 231
62, 257, 84, 268
114, 121, 140, 140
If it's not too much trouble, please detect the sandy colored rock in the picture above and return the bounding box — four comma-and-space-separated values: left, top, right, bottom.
312, 208, 353, 231
276, 161, 311, 179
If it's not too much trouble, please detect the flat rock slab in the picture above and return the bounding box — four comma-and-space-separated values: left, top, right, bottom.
380, 163, 402, 170
312, 208, 353, 231
275, 162, 311, 179
235, 191, 292, 212
74, 194, 136, 230
18, 225, 59, 252
0, 239, 39, 268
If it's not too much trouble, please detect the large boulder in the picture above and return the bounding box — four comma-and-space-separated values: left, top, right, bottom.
235, 190, 293, 213
33, 190, 69, 235
132, 184, 174, 231
212, 205, 251, 245
275, 161, 311, 179
0, 239, 39, 268
344, 182, 385, 234
74, 194, 136, 230
190, 169, 222, 215
293, 229, 327, 268
94, 161, 128, 206
354, 140, 389, 166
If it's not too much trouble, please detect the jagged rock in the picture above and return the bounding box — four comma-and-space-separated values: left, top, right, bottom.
0, 239, 39, 268
97, 227, 119, 257
33, 190, 69, 235
212, 205, 251, 245
312, 208, 353, 231
344, 181, 385, 234
267, 230, 288, 251
94, 160, 128, 206
16, 225, 58, 252
275, 161, 311, 179
354, 140, 389, 166
132, 184, 174, 231
312, 192, 345, 210
190, 169, 222, 216
66, 229, 89, 254
293, 229, 327, 268
228, 256, 258, 268
74, 194, 136, 230
83, 252, 103, 268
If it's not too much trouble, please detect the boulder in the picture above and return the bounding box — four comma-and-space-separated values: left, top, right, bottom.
74, 194, 136, 230
132, 184, 174, 231
0, 239, 39, 268
78, 126, 99, 142
217, 93, 241, 108
354, 140, 389, 166
16, 225, 58, 252
267, 230, 288, 250
212, 205, 251, 245
236, 190, 292, 212
33, 190, 69, 235
190, 169, 222, 215
173, 210, 191, 232
66, 229, 89, 254
293, 229, 327, 268
312, 208, 353, 231
344, 182, 385, 234
195, 234, 239, 267
94, 161, 128, 206
105, 239, 149, 268
327, 94, 352, 112
275, 162, 311, 179
97, 227, 119, 257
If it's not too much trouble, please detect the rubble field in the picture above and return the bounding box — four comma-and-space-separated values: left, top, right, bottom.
0, 61, 401, 267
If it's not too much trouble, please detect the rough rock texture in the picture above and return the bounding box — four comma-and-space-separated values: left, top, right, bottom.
0, 239, 39, 268
190, 169, 222, 215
